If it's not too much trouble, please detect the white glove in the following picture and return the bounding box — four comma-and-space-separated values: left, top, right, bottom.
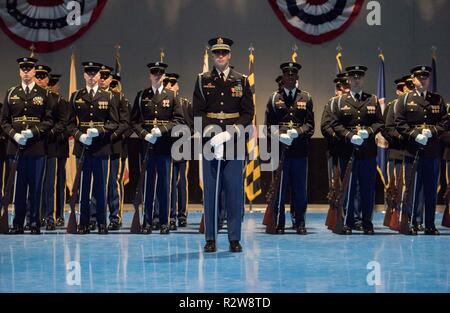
358, 129, 369, 139
287, 129, 298, 139
422, 128, 432, 139
87, 128, 99, 138
151, 127, 162, 137
79, 134, 92, 146
13, 133, 27, 145
145, 133, 155, 143
21, 129, 33, 139
214, 144, 224, 160
415, 134, 428, 146
279, 133, 293, 146
210, 131, 232, 147
351, 135, 364, 146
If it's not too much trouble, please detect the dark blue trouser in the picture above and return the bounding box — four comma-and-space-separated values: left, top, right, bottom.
343, 157, 377, 228
107, 155, 121, 222
13, 156, 46, 227
203, 159, 244, 242
0, 160, 4, 209
144, 155, 171, 227
43, 157, 67, 222
79, 156, 109, 227
170, 160, 188, 222
275, 157, 308, 228
404, 156, 439, 229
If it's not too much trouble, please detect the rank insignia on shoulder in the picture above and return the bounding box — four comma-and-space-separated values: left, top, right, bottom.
203, 83, 215, 89
367, 106, 376, 114
341, 105, 351, 111
98, 101, 108, 109
10, 95, 20, 100
296, 101, 307, 110
33, 96, 43, 105
162, 99, 170, 107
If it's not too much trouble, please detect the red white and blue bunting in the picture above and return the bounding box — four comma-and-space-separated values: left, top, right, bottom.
0, 0, 107, 53
268, 0, 364, 44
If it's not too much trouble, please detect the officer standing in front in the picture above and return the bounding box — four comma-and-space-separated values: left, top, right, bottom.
264, 62, 314, 234
67, 61, 119, 234
193, 37, 254, 252
2, 57, 54, 234
331, 65, 384, 235
131, 62, 183, 235
394, 65, 447, 235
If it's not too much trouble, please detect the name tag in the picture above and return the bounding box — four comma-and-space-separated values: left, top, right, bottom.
275, 99, 285, 108
341, 105, 351, 111
203, 83, 215, 89
75, 99, 85, 104
407, 101, 417, 107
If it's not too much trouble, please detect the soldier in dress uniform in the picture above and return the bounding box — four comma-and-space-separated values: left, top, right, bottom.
89, 65, 130, 231
2, 57, 55, 234
265, 62, 315, 234
165, 73, 193, 229
33, 65, 69, 230
47, 73, 69, 227
331, 65, 385, 235
193, 37, 254, 252
394, 65, 447, 235
67, 61, 119, 234
131, 62, 183, 234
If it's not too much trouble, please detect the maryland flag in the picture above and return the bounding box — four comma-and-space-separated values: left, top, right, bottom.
244, 48, 262, 202
65, 50, 77, 194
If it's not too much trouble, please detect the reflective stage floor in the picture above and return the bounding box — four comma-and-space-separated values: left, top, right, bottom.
1, 212, 449, 293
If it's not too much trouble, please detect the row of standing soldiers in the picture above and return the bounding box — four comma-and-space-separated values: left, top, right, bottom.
1, 57, 192, 235
321, 65, 448, 235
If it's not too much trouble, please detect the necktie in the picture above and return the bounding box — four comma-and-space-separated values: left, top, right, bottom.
355, 93, 360, 101
89, 88, 94, 100
25, 86, 30, 96
220, 72, 225, 81
155, 89, 159, 96
421, 92, 425, 99
288, 90, 293, 101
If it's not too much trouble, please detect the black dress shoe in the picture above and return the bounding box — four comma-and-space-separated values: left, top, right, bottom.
152, 221, 160, 230
98, 224, 108, 234
46, 221, 56, 231
141, 225, 152, 234
40, 218, 47, 227
424, 228, 440, 235
353, 223, 364, 231
178, 219, 187, 227
296, 226, 307, 235
8, 225, 24, 235
77, 225, 90, 234
107, 221, 120, 231
24, 223, 31, 231
342, 226, 352, 235
414, 224, 425, 232
169, 221, 177, 231
55, 217, 65, 227
160, 224, 170, 234
204, 240, 216, 253
30, 226, 41, 235
407, 226, 418, 236
276, 226, 285, 235
229, 240, 242, 253
89, 221, 97, 231
363, 227, 375, 235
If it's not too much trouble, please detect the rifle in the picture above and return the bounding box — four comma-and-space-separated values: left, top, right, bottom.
325, 165, 340, 230
442, 184, 450, 227
130, 143, 153, 234
399, 151, 420, 235
263, 145, 288, 234
389, 164, 403, 231
0, 149, 22, 234
66, 146, 87, 234
332, 152, 355, 234
383, 167, 397, 227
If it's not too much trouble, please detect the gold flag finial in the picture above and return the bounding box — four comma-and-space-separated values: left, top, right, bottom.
29, 44, 36, 58
160, 48, 165, 63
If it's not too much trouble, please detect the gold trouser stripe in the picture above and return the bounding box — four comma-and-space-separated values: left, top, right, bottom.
116, 157, 123, 222
185, 161, 189, 216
